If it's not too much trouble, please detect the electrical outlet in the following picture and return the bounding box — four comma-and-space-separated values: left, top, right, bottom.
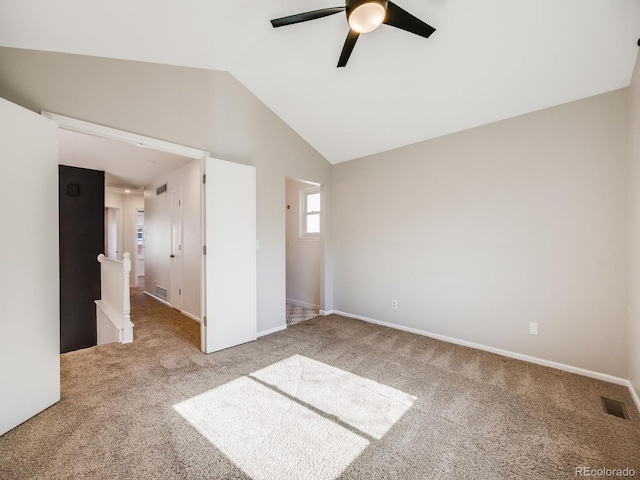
529, 322, 539, 335
391, 300, 398, 309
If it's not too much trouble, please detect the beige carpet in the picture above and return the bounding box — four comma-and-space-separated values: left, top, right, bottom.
1, 288, 639, 479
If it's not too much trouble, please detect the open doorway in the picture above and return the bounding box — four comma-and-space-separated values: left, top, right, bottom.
49, 112, 257, 356
53, 114, 204, 351
105, 206, 120, 259
285, 177, 323, 326
136, 209, 145, 287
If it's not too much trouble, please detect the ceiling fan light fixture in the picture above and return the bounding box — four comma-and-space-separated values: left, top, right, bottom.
348, 1, 386, 33
270, 0, 435, 68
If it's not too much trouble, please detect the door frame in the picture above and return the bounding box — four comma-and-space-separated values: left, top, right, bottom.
42, 112, 208, 159
42, 112, 211, 352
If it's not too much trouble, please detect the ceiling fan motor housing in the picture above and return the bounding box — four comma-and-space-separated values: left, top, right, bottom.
346, 0, 389, 13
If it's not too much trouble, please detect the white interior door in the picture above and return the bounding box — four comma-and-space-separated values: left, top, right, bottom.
0, 99, 60, 436
202, 157, 256, 353
171, 189, 183, 311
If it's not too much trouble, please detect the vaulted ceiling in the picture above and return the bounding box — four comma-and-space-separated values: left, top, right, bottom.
1, 0, 639, 164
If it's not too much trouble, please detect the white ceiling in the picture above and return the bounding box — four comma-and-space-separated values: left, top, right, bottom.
1, 0, 639, 164
58, 129, 192, 193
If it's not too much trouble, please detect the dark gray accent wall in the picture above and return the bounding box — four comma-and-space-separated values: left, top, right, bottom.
59, 165, 104, 353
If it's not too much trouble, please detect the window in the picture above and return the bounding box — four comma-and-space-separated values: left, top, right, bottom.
301, 187, 321, 239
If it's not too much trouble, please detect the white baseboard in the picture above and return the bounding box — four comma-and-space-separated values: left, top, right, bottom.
286, 298, 320, 310
320, 309, 337, 316
332, 309, 640, 411
144, 291, 171, 307
258, 324, 287, 338
181, 310, 201, 323
628, 381, 640, 413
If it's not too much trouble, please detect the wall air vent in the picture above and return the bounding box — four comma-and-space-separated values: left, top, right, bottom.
601, 397, 629, 420
155, 285, 168, 299
156, 183, 167, 196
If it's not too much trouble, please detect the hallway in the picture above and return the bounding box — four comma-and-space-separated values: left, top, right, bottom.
129, 287, 200, 350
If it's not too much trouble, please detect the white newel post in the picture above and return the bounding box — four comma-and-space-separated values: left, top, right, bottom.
121, 253, 133, 343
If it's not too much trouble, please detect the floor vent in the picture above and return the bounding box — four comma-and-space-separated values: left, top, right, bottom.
155, 285, 168, 300
601, 397, 629, 420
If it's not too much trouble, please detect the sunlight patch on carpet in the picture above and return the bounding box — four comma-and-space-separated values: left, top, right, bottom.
173, 355, 416, 480
251, 354, 416, 440
174, 376, 369, 480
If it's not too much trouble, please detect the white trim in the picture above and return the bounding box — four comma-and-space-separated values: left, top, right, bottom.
144, 290, 172, 308
286, 298, 320, 310
332, 309, 632, 387
40, 111, 209, 159
627, 381, 640, 413
320, 309, 337, 316
257, 324, 287, 337
181, 310, 201, 323
95, 300, 124, 330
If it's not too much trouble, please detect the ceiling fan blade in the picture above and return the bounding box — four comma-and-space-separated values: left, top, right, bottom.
383, 1, 436, 39
337, 30, 360, 68
271, 7, 345, 28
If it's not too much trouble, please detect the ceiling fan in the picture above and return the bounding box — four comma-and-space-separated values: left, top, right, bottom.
270, 0, 436, 67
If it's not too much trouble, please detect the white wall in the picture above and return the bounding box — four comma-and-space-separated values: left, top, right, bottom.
0, 47, 332, 335
629, 50, 640, 400
286, 178, 322, 308
333, 89, 629, 378
145, 159, 201, 319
